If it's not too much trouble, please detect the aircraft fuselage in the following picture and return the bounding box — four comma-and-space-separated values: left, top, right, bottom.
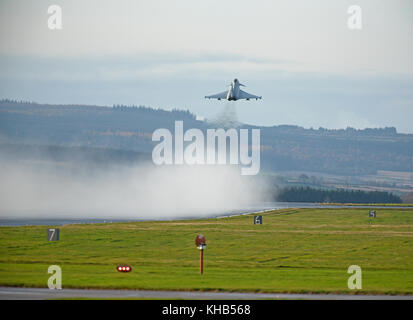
226, 79, 241, 101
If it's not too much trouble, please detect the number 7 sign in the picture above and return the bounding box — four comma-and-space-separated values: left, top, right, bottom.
47, 228, 60, 241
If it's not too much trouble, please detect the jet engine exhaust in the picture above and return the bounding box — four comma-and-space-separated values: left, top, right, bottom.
207, 101, 239, 129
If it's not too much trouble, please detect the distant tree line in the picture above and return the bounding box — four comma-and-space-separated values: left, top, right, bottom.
265, 124, 398, 136
112, 104, 196, 120
0, 98, 36, 104
276, 186, 402, 204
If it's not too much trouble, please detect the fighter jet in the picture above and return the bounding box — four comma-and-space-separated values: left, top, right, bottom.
205, 79, 262, 101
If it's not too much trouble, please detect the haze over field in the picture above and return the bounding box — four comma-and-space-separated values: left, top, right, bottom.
0, 158, 267, 219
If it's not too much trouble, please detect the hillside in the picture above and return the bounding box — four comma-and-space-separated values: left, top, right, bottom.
1, 99, 413, 180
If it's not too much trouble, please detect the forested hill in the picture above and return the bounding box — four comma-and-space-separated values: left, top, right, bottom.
1, 99, 413, 176
276, 186, 402, 204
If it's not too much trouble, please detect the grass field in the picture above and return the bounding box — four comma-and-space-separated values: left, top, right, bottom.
1, 208, 413, 295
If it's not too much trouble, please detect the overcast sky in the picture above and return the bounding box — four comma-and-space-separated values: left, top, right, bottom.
1, 0, 412, 132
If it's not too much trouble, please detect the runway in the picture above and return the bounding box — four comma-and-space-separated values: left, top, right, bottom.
2, 202, 412, 226
1, 287, 412, 300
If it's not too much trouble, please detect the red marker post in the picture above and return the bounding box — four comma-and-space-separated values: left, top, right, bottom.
195, 234, 206, 274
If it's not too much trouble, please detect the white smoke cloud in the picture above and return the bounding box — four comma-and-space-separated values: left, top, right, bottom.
0, 159, 267, 220
207, 101, 240, 129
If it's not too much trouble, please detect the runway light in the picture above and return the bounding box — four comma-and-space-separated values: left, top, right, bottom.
117, 265, 132, 273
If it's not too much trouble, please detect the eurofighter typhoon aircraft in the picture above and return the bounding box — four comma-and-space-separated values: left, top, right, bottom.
205, 79, 262, 101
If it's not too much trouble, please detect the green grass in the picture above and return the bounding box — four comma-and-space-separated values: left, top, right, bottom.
1, 208, 413, 295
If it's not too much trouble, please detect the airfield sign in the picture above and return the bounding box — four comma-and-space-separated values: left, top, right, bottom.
369, 211, 376, 218
47, 228, 60, 241
254, 216, 263, 224
195, 234, 206, 275
195, 234, 206, 250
